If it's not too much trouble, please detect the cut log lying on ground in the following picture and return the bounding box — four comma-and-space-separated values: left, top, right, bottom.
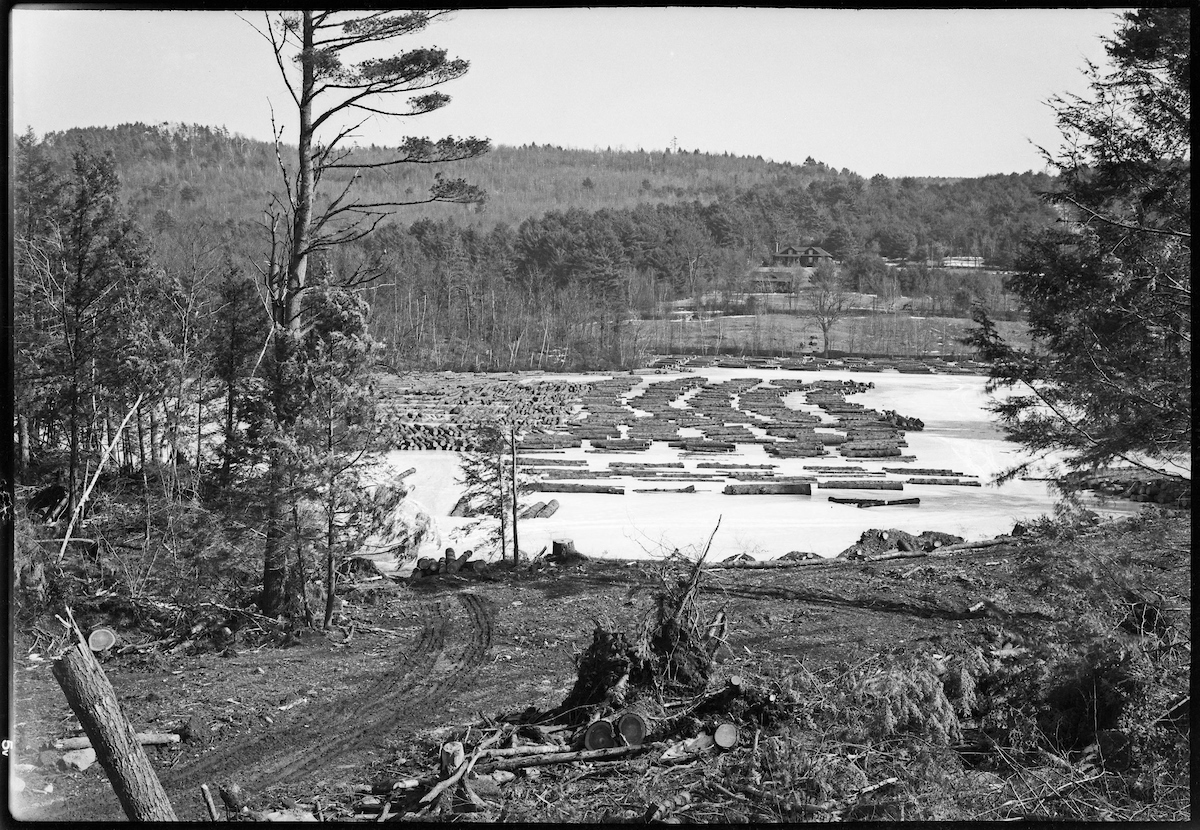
906, 477, 982, 486
518, 501, 546, 519
53, 732, 181, 751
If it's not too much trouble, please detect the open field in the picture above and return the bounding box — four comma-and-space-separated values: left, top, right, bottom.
632, 312, 1032, 359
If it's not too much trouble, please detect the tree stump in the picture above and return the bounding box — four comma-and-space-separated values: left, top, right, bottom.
550, 539, 585, 563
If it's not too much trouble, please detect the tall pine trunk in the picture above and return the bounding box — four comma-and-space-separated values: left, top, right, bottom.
260, 11, 315, 618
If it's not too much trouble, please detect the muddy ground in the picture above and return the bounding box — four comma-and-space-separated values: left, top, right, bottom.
10, 510, 1190, 822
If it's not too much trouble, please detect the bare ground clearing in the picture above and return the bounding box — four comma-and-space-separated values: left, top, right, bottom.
11, 510, 1189, 822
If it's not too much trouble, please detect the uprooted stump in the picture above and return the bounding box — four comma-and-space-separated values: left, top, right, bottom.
554, 628, 652, 725
552, 551, 722, 727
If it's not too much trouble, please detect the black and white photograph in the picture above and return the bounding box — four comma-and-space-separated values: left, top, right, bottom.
8, 6, 1190, 822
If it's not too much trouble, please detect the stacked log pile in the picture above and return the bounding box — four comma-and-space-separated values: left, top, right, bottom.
518, 500, 560, 519
410, 549, 490, 579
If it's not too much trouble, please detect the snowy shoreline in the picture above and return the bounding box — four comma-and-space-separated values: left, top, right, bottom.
372, 368, 1142, 570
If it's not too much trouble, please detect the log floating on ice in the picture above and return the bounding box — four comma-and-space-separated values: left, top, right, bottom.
828, 496, 920, 508
722, 482, 812, 495
535, 482, 625, 494
817, 479, 904, 490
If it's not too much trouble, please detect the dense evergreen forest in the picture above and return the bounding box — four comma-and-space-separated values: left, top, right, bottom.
18, 122, 1055, 378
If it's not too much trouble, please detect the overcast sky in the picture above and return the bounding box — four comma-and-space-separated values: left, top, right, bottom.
10, 7, 1128, 178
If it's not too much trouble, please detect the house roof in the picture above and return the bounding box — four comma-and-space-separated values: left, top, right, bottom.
803, 246, 833, 258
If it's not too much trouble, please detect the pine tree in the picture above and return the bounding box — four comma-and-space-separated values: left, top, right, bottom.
249, 10, 489, 615
967, 8, 1190, 484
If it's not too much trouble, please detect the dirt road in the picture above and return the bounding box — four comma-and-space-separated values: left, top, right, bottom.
40, 592, 496, 821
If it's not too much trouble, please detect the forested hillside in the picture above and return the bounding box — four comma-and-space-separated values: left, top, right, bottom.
32, 123, 1055, 265
20, 123, 1055, 371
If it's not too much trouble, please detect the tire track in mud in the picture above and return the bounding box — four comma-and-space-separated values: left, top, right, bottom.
160, 592, 493, 808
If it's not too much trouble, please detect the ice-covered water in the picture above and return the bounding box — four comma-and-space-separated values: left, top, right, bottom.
380, 368, 1141, 566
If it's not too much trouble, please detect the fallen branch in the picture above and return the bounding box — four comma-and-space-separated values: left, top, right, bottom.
477, 742, 652, 772
58, 394, 143, 564
353, 777, 436, 795
932, 536, 1014, 554
703, 557, 833, 571
200, 783, 220, 821
481, 743, 567, 759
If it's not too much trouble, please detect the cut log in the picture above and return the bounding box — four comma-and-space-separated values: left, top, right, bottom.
615, 713, 648, 747
829, 496, 886, 507
53, 732, 181, 751
817, 480, 904, 490
87, 628, 117, 652
519, 501, 546, 520
535, 482, 625, 494
722, 482, 811, 495
584, 720, 616, 750
51, 639, 178, 820
714, 722, 739, 750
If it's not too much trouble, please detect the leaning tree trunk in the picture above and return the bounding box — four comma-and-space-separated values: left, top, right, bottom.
52, 640, 177, 820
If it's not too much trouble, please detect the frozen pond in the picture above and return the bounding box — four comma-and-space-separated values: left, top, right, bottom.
380, 368, 1141, 566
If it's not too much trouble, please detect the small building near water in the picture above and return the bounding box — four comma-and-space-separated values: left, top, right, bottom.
770, 244, 835, 268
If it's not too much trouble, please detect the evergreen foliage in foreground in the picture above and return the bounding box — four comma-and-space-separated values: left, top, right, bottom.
968, 7, 1191, 485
